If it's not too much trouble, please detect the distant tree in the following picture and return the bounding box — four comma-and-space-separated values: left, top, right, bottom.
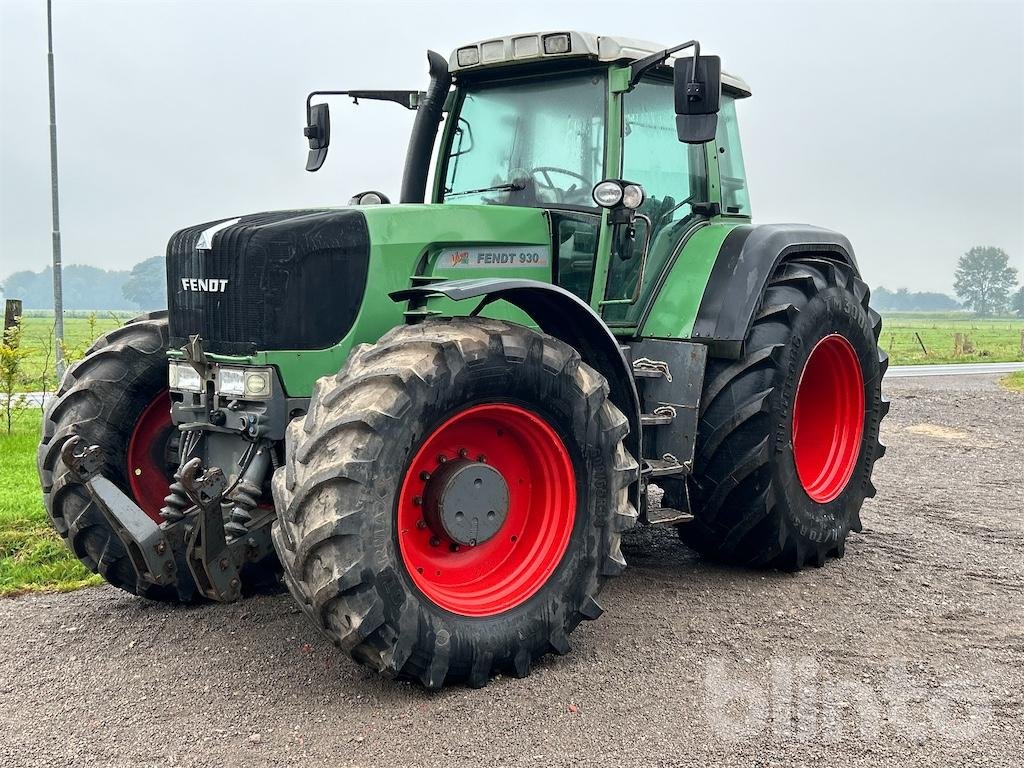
1012, 286, 1024, 318
953, 246, 1017, 316
122, 256, 167, 310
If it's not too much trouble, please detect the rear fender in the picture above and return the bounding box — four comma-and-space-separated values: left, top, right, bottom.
692, 224, 860, 358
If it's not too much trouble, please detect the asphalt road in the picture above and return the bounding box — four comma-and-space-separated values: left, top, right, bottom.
886, 361, 1024, 378
1, 374, 1022, 768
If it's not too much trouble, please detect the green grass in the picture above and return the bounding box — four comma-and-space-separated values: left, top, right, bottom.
0, 409, 100, 596
1001, 372, 1024, 393
14, 314, 129, 392
879, 312, 1024, 366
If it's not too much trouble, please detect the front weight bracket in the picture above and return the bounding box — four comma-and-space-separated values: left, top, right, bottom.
59, 436, 178, 591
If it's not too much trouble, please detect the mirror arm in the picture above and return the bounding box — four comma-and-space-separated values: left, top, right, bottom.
628, 39, 700, 89
304, 89, 424, 125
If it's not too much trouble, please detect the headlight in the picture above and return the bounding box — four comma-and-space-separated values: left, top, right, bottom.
622, 183, 645, 209
216, 366, 273, 400
168, 361, 203, 393
592, 180, 624, 208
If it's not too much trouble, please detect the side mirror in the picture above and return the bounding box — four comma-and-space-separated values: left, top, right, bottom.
304, 103, 331, 172
674, 55, 721, 144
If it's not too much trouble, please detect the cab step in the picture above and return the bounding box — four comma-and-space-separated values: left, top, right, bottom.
644, 458, 690, 477
631, 357, 672, 381
640, 411, 674, 427
646, 506, 694, 525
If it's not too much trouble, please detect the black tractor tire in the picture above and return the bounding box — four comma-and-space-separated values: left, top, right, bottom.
36, 312, 276, 601
682, 258, 888, 570
272, 317, 638, 688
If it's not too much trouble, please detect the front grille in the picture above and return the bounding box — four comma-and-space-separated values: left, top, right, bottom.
166, 209, 370, 355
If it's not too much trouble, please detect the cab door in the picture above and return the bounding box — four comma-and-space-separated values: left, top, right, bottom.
602, 74, 708, 326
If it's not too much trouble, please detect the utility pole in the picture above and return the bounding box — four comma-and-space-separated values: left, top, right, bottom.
47, 0, 65, 378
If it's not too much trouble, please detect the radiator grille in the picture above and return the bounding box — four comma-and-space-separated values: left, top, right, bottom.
166, 209, 370, 355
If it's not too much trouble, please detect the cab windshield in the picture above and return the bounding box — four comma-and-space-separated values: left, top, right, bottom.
441, 72, 606, 209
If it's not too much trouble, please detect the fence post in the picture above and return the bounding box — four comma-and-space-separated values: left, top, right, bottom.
4, 299, 22, 332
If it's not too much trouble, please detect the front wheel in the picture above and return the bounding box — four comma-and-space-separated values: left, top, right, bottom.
683, 258, 888, 569
272, 318, 638, 688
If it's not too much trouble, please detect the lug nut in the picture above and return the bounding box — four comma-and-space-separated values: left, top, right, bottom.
154, 540, 167, 555
413, 495, 423, 506
477, 454, 487, 463
437, 455, 447, 464
449, 543, 460, 552
416, 519, 427, 529
429, 536, 440, 547
458, 448, 468, 459
219, 557, 229, 571
420, 470, 431, 481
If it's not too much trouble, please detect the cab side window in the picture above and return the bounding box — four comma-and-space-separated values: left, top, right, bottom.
716, 97, 751, 216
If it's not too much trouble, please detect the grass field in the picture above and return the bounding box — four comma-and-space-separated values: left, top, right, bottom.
879, 312, 1024, 366
0, 409, 100, 596
11, 314, 130, 392
1001, 372, 1024, 393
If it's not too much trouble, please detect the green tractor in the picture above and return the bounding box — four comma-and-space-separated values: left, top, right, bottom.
38, 32, 887, 688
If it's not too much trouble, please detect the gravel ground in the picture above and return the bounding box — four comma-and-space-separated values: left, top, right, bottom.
1, 374, 1021, 768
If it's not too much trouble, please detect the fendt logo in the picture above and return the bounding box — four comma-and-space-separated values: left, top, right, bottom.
181, 278, 229, 293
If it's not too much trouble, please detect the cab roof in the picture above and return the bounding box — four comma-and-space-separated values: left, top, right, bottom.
449, 31, 751, 97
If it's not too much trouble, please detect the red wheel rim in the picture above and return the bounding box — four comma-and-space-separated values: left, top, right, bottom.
126, 390, 176, 523
792, 334, 865, 503
397, 403, 576, 617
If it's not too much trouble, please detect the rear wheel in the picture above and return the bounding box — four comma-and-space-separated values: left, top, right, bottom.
682, 258, 887, 569
272, 318, 638, 688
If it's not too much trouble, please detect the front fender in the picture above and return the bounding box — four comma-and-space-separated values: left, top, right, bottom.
391, 278, 642, 493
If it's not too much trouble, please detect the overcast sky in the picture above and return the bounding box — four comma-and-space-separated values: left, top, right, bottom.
1, 0, 1022, 295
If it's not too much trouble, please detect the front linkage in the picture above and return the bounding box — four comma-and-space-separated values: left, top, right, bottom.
60, 435, 275, 602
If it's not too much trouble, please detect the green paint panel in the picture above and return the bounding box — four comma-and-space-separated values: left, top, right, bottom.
194, 204, 553, 397
640, 223, 739, 339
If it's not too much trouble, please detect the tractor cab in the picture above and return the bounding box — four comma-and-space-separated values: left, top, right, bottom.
305, 32, 752, 320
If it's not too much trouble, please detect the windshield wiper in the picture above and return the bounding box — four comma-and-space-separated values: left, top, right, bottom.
445, 182, 525, 198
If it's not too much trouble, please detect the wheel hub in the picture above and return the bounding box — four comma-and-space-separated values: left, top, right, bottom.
423, 459, 509, 546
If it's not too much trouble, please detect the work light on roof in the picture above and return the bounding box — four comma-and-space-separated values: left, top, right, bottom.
456, 46, 480, 67
480, 40, 505, 63
542, 33, 571, 55
513, 35, 540, 59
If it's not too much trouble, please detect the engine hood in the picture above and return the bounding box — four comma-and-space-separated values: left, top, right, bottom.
166, 203, 553, 357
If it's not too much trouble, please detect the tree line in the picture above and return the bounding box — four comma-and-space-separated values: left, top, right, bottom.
0, 257, 165, 311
